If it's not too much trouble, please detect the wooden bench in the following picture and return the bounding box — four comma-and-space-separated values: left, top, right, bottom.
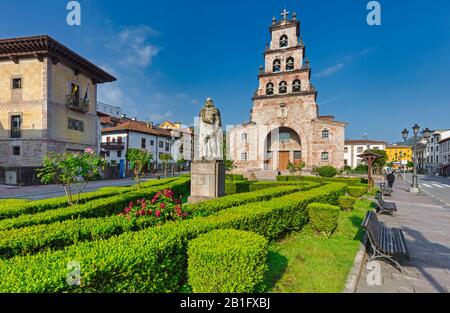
362, 211, 410, 272
375, 193, 397, 215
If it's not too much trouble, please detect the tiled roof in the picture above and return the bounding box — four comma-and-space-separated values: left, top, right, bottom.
345, 139, 387, 145
0, 35, 116, 83
101, 117, 172, 137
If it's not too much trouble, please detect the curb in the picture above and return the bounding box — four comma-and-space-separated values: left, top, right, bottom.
343, 233, 368, 293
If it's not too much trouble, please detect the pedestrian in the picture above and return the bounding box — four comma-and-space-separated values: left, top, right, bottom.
387, 171, 395, 188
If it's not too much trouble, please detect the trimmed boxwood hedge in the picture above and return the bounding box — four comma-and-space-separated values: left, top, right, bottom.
0, 178, 178, 220
0, 178, 190, 231
0, 182, 345, 292
277, 175, 368, 185
188, 229, 268, 293
307, 202, 340, 236
0, 184, 312, 259
338, 196, 357, 211
225, 180, 317, 195
225, 181, 252, 195
225, 174, 247, 181
347, 186, 368, 198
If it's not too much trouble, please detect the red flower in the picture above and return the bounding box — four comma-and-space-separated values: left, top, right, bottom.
156, 210, 161, 217
147, 210, 153, 216
160, 203, 166, 209
129, 201, 134, 208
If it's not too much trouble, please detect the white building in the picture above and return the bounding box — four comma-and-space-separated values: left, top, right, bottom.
159, 121, 194, 163
100, 116, 181, 177
425, 130, 450, 175
439, 137, 450, 176
96, 102, 122, 153
344, 139, 387, 169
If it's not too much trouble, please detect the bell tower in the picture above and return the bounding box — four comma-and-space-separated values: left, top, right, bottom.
251, 10, 318, 123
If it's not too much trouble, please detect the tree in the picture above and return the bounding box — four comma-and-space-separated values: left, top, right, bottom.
222, 131, 236, 172
365, 148, 388, 174
160, 153, 173, 177
406, 161, 414, 170
176, 157, 186, 173
36, 148, 105, 205
315, 165, 338, 178
126, 148, 153, 189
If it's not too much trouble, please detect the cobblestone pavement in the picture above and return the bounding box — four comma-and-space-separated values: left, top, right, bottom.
356, 179, 450, 293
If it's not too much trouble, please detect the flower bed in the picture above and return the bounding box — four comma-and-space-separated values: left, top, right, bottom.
0, 177, 179, 220
0, 178, 190, 231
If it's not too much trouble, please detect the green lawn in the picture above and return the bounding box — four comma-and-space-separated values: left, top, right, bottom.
264, 198, 375, 293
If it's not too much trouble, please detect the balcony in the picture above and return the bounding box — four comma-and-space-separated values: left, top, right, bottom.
66, 95, 89, 113
101, 142, 125, 150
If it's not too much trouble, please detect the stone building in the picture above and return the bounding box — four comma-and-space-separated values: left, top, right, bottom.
0, 35, 116, 185
228, 10, 347, 176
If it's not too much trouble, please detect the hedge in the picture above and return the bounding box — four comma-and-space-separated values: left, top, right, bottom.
277, 175, 368, 186
225, 180, 315, 195
307, 202, 340, 236
225, 174, 247, 181
0, 178, 190, 231
188, 182, 320, 217
0, 184, 313, 259
347, 186, 368, 198
0, 182, 345, 292
188, 229, 268, 293
338, 196, 357, 211
225, 181, 251, 195
0, 177, 178, 220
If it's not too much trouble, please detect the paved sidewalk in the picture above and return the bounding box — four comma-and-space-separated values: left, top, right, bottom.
356, 179, 450, 293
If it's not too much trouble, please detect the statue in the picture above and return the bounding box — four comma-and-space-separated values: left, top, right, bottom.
198, 97, 223, 160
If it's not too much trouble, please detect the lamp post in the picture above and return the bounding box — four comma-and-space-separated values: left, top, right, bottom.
402, 125, 431, 193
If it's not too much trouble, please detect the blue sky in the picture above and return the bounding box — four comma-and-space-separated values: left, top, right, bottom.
1, 0, 449, 143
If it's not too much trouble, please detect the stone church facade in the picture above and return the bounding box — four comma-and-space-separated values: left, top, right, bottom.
228, 11, 347, 175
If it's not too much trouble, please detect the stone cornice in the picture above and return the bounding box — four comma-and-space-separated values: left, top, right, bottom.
252, 90, 317, 101
258, 68, 310, 79
264, 44, 305, 56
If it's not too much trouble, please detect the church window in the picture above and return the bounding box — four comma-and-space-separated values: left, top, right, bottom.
293, 79, 301, 92
241, 152, 248, 161
286, 57, 294, 70
273, 59, 281, 72
280, 35, 288, 48
279, 132, 290, 142
279, 81, 287, 94
294, 151, 302, 160
241, 133, 248, 142
321, 152, 329, 161
322, 129, 329, 139
266, 83, 274, 95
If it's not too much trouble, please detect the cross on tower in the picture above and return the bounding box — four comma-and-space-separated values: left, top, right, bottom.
281, 9, 290, 20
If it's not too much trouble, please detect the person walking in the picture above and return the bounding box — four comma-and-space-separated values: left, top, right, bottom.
387, 171, 395, 188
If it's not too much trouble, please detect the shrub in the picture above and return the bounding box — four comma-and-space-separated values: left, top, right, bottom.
225, 181, 251, 195
307, 202, 340, 236
188, 229, 268, 293
0, 183, 345, 292
248, 181, 306, 192
0, 178, 190, 231
225, 174, 247, 181
315, 166, 338, 178
338, 196, 357, 211
276, 175, 366, 186
347, 186, 367, 198
0, 177, 178, 220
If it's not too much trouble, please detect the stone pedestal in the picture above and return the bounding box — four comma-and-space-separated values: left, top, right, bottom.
188, 160, 225, 204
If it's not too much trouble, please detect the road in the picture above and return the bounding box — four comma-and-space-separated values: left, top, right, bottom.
0, 173, 185, 200
401, 173, 450, 207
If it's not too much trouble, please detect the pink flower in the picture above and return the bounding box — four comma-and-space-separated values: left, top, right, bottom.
156, 210, 161, 217
160, 203, 166, 209
129, 201, 134, 208
84, 147, 95, 155
183, 212, 188, 217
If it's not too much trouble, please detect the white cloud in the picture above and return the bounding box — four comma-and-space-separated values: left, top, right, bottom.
149, 111, 173, 122
108, 26, 160, 69
314, 63, 345, 78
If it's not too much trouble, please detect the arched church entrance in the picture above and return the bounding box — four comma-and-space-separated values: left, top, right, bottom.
264, 127, 302, 171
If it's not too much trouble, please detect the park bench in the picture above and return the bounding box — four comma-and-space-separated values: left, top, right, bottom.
382, 187, 393, 196
375, 192, 397, 215
362, 211, 410, 272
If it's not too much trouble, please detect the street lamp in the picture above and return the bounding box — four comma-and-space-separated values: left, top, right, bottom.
402, 124, 429, 193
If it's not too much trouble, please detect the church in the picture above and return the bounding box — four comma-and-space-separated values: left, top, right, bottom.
228, 10, 347, 177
